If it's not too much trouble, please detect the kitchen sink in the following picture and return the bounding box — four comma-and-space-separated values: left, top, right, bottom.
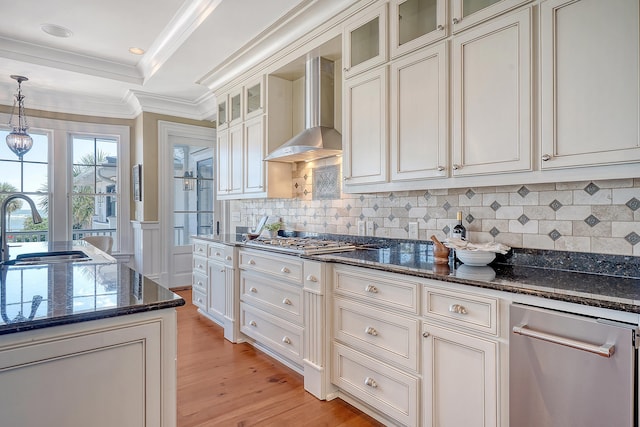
2, 250, 91, 266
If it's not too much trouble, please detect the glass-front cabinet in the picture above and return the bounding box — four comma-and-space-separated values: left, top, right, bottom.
451, 0, 531, 33
389, 0, 447, 58
229, 88, 243, 126
244, 76, 265, 120
343, 4, 388, 78
217, 94, 228, 129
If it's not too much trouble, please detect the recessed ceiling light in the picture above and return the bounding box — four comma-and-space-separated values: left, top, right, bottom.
41, 23, 73, 38
129, 47, 145, 55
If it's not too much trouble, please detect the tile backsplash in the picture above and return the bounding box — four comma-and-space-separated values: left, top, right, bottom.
231, 160, 640, 256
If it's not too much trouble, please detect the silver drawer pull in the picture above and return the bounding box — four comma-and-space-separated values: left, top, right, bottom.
365, 326, 378, 336
225, 256, 232, 261
249, 287, 257, 293
197, 281, 203, 286
281, 267, 290, 273
198, 247, 204, 252
282, 298, 292, 305
215, 251, 221, 256
248, 259, 256, 265
365, 284, 378, 293
423, 332, 430, 338
197, 264, 203, 269
306, 274, 318, 282
220, 269, 224, 273
364, 377, 378, 388
282, 336, 291, 344
449, 304, 467, 315
513, 325, 615, 358
197, 298, 203, 303
249, 320, 257, 327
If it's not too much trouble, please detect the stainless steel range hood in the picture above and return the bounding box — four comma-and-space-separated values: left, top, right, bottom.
264, 57, 342, 162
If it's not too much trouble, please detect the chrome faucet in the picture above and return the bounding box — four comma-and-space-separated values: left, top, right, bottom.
1, 194, 43, 263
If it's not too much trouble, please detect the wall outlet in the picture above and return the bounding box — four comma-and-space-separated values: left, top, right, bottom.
366, 221, 374, 236
408, 222, 418, 239
357, 220, 365, 236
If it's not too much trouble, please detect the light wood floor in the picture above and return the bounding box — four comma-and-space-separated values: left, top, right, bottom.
175, 289, 384, 427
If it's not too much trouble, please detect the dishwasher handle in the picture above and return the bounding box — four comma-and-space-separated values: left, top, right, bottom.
512, 325, 615, 358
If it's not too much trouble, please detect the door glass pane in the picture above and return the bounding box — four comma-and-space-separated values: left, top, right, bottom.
399, 0, 438, 45
246, 83, 261, 115
231, 93, 241, 121
218, 100, 227, 126
351, 17, 380, 67
463, 0, 501, 17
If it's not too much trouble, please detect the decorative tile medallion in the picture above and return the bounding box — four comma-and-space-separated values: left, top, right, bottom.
517, 186, 530, 198
625, 232, 640, 246
490, 227, 500, 237
584, 215, 600, 227
626, 198, 640, 211
549, 199, 563, 211
312, 165, 340, 200
549, 229, 562, 241
490, 201, 502, 211
584, 182, 600, 195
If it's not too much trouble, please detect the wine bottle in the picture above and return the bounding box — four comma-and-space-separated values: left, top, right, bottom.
452, 211, 466, 240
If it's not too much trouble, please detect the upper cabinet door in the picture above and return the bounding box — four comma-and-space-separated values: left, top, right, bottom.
451, 8, 532, 177
229, 123, 244, 194
390, 43, 448, 182
540, 0, 640, 169
244, 76, 265, 121
217, 94, 228, 129
451, 0, 531, 33
343, 4, 388, 78
244, 116, 265, 194
389, 0, 447, 59
343, 66, 388, 186
229, 88, 243, 127
217, 129, 230, 195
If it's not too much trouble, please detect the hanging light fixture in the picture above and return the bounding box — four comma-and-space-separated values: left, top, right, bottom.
6, 75, 33, 159
183, 171, 194, 191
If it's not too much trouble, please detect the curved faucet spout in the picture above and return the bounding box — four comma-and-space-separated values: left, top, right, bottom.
1, 194, 43, 263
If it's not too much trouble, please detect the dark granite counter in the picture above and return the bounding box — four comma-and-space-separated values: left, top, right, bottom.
1, 242, 184, 335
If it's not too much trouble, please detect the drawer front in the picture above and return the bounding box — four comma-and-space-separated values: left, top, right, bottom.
240, 303, 303, 365
241, 272, 303, 325
193, 288, 207, 310
193, 241, 208, 257
332, 342, 419, 427
193, 255, 208, 275
423, 286, 498, 335
192, 271, 208, 294
208, 243, 226, 262
334, 266, 419, 314
239, 250, 303, 284
334, 297, 419, 371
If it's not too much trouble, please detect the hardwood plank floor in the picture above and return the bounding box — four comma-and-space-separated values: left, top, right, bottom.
175, 289, 384, 427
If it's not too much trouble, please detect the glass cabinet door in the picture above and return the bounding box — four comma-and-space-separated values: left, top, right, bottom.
390, 0, 446, 58
217, 97, 228, 129
343, 4, 387, 78
229, 89, 242, 125
244, 77, 264, 120
452, 0, 531, 33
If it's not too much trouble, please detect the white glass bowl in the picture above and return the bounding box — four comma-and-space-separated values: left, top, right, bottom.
455, 250, 496, 266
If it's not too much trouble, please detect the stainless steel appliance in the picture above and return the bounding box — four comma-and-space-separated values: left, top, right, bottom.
510, 303, 638, 427
244, 237, 355, 255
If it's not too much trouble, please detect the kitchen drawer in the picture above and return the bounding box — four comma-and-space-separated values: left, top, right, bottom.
332, 342, 419, 427
422, 285, 498, 336
240, 271, 303, 325
192, 271, 208, 295
334, 297, 419, 372
239, 249, 303, 284
333, 266, 419, 314
208, 243, 231, 263
193, 255, 208, 275
193, 288, 207, 310
193, 241, 208, 257
240, 302, 303, 365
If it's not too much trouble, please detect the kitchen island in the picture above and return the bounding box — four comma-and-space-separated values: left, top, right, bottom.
0, 241, 184, 427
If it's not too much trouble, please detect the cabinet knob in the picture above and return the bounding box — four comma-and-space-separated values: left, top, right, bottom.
281, 267, 290, 273
282, 336, 291, 344
225, 256, 232, 261
249, 320, 257, 327
364, 377, 378, 388
306, 274, 318, 282
197, 298, 203, 304
197, 281, 203, 286
365, 326, 378, 336
449, 304, 468, 315
542, 154, 552, 161
452, 164, 461, 170
423, 332, 430, 338
215, 251, 221, 256
365, 284, 378, 294
343, 176, 351, 181
249, 287, 257, 293
197, 264, 203, 269
437, 165, 445, 172
343, 67, 350, 72
453, 17, 460, 24
220, 269, 225, 273
248, 259, 256, 265
437, 24, 444, 31
198, 247, 204, 252
282, 298, 292, 305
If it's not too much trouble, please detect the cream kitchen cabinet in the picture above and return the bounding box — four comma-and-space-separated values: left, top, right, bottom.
244, 75, 265, 121
451, 8, 531, 177
540, 0, 640, 169
451, 0, 531, 33
389, 0, 447, 59
390, 42, 448, 182
228, 87, 243, 127
243, 115, 266, 194
343, 66, 389, 186
343, 3, 388, 78
217, 93, 228, 129
216, 123, 243, 197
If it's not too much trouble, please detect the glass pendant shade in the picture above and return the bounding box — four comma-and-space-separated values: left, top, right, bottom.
6, 75, 33, 159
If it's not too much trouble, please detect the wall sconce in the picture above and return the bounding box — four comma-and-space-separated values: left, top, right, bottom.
183, 171, 194, 191
6, 75, 33, 160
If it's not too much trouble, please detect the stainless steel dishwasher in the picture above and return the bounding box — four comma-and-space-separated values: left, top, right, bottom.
510, 303, 638, 427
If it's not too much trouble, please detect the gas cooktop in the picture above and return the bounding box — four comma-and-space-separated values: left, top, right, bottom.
243, 237, 356, 255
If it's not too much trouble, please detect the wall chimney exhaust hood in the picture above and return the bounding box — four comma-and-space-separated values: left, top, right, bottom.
264, 57, 342, 162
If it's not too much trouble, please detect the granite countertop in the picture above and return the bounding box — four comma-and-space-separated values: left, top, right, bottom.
1, 241, 184, 335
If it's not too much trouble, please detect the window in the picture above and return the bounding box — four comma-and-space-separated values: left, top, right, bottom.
0, 130, 49, 242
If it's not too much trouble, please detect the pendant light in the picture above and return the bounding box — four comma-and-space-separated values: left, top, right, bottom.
6, 75, 33, 159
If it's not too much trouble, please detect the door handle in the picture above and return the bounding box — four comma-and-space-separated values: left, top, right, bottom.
513, 325, 615, 358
